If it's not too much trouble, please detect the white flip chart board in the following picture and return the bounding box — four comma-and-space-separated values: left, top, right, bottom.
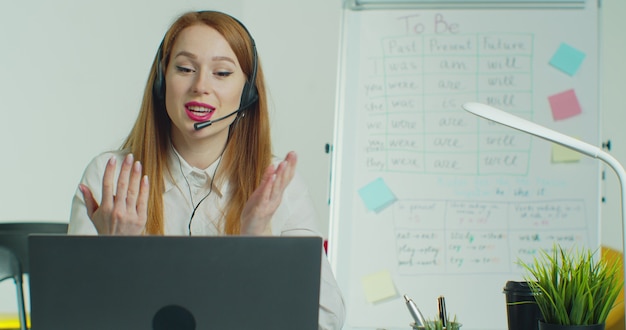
328, 1, 600, 329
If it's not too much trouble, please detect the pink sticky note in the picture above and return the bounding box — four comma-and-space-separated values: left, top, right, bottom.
548, 89, 582, 121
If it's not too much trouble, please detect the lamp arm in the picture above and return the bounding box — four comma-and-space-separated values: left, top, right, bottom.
462, 102, 626, 319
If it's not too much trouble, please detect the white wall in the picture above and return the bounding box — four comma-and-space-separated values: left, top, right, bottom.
247, 0, 342, 236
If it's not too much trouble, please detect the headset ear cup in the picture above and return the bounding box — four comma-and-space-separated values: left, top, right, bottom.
239, 28, 258, 116
238, 81, 258, 115
249, 84, 258, 104
152, 42, 165, 103
153, 70, 164, 103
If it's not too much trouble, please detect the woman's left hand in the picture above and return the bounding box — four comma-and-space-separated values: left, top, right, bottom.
240, 151, 297, 235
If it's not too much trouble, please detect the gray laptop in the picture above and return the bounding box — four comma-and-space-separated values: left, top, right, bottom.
28, 235, 322, 330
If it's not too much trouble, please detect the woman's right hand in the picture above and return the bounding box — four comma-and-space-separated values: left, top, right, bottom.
79, 153, 149, 235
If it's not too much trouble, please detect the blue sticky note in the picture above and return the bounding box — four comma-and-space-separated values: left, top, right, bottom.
549, 43, 586, 76
358, 178, 397, 213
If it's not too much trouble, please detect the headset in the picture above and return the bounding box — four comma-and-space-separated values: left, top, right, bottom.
151, 11, 259, 129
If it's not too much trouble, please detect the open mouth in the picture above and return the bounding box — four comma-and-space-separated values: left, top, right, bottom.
188, 105, 213, 114
185, 102, 215, 121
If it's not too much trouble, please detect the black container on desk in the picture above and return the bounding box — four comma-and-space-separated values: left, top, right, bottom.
503, 281, 542, 330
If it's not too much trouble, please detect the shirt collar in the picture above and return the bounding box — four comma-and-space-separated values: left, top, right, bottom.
165, 146, 224, 198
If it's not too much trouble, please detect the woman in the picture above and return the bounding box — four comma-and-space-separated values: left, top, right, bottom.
68, 10, 345, 329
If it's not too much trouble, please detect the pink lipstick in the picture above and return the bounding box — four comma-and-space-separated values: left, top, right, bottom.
185, 101, 215, 122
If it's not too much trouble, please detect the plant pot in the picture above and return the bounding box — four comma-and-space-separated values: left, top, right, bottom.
538, 321, 605, 330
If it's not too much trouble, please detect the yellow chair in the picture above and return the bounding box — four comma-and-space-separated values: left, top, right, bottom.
602, 246, 625, 330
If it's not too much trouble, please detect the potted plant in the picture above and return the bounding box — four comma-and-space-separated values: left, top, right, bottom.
411, 315, 461, 330
519, 244, 623, 330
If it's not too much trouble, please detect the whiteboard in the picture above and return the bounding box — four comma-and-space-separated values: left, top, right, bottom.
328, 2, 600, 330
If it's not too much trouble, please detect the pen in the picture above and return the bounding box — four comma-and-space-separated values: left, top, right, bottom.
404, 294, 426, 327
437, 295, 447, 328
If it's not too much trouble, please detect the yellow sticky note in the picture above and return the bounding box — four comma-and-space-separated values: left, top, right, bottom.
552, 143, 581, 163
361, 270, 397, 303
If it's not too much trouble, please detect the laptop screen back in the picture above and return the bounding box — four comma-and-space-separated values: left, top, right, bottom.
28, 235, 322, 330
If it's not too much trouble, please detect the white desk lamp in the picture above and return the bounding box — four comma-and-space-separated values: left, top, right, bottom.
462, 101, 626, 319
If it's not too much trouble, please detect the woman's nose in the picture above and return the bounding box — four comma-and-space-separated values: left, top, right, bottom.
192, 71, 211, 94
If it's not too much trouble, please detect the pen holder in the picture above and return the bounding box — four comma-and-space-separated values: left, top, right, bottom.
410, 322, 462, 330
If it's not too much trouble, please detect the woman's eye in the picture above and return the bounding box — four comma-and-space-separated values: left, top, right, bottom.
176, 66, 194, 73
216, 71, 233, 77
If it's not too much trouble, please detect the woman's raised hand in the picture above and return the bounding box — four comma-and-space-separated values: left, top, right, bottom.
79, 154, 149, 235
240, 151, 298, 236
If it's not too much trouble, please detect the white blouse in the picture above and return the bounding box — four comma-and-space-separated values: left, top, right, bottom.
68, 149, 346, 330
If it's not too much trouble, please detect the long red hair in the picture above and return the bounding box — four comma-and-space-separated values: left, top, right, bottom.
122, 11, 272, 235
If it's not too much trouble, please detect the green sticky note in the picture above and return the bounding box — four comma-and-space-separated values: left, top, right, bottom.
358, 177, 397, 213
549, 43, 586, 76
